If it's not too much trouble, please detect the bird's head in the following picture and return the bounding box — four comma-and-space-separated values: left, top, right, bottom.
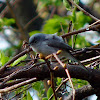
29, 33, 46, 46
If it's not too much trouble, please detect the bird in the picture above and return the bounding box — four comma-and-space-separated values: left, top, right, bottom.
29, 33, 87, 71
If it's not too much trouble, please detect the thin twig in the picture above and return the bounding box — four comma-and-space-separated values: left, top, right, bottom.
88, 20, 100, 28
49, 6, 56, 18
65, 69, 75, 100
0, 48, 32, 75
45, 50, 62, 60
8, 84, 32, 100
68, 21, 72, 33
68, 0, 99, 21
71, 26, 74, 49
86, 59, 100, 68
0, 78, 37, 93
44, 59, 57, 100
2, 26, 19, 32
0, 71, 19, 88
60, 22, 65, 34
50, 72, 57, 100
81, 55, 100, 64
24, 14, 40, 30
53, 53, 75, 100
6, 0, 29, 40
72, 47, 100, 55
61, 24, 100, 38
0, 0, 17, 18
44, 59, 53, 72
0, 61, 46, 89
49, 78, 69, 100
60, 22, 68, 43
4, 79, 28, 87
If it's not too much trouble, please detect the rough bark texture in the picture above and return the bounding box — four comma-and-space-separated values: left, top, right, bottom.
1, 64, 100, 99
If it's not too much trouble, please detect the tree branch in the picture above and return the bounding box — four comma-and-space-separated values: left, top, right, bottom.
64, 85, 96, 100
6, 0, 29, 40
61, 24, 100, 38
68, 0, 99, 21
0, 48, 32, 75
0, 78, 37, 93
1, 63, 100, 88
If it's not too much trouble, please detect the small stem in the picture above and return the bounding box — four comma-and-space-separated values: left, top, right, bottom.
0, 48, 32, 75
68, 0, 99, 21
50, 72, 57, 100
44, 59, 57, 100
61, 24, 100, 38
6, 0, 29, 40
0, 78, 37, 93
49, 78, 69, 100
53, 53, 75, 100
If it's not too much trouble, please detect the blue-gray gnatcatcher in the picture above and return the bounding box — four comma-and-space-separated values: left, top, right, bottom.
29, 33, 87, 71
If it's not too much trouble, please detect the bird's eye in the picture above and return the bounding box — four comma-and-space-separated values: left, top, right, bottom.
32, 37, 37, 44
34, 40, 37, 43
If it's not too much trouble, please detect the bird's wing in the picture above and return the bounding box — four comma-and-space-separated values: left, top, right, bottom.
45, 38, 73, 51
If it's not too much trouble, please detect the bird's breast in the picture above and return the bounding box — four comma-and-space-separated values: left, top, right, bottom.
31, 44, 58, 57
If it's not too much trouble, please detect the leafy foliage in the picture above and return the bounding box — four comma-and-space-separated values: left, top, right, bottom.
32, 81, 45, 98
22, 90, 33, 100
96, 39, 100, 43
72, 78, 89, 89
63, 0, 72, 11
0, 51, 10, 66
12, 54, 27, 66
0, 18, 15, 31
56, 77, 62, 86
74, 12, 92, 30
47, 87, 54, 99
29, 30, 41, 36
27, 91, 33, 100
38, 0, 62, 6
0, 0, 96, 99
42, 15, 68, 34
63, 0, 79, 11
69, 35, 91, 48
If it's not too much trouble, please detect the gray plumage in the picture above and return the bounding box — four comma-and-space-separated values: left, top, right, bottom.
29, 33, 87, 71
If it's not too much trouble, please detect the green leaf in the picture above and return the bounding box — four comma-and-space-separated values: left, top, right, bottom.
42, 97, 48, 100
69, 35, 90, 48
74, 0, 79, 4
0, 18, 4, 26
22, 90, 27, 100
47, 87, 53, 99
0, 18, 15, 31
32, 81, 44, 91
43, 15, 68, 34
56, 77, 62, 86
74, 11, 92, 30
29, 30, 41, 36
12, 54, 27, 66
3, 18, 15, 26
63, 0, 72, 11
27, 91, 33, 100
95, 39, 100, 43
32, 81, 44, 97
72, 8, 76, 23
0, 51, 10, 66
38, 0, 62, 6
72, 78, 88, 89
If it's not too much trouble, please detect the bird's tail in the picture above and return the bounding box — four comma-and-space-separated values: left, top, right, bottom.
68, 53, 88, 71
58, 50, 88, 71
